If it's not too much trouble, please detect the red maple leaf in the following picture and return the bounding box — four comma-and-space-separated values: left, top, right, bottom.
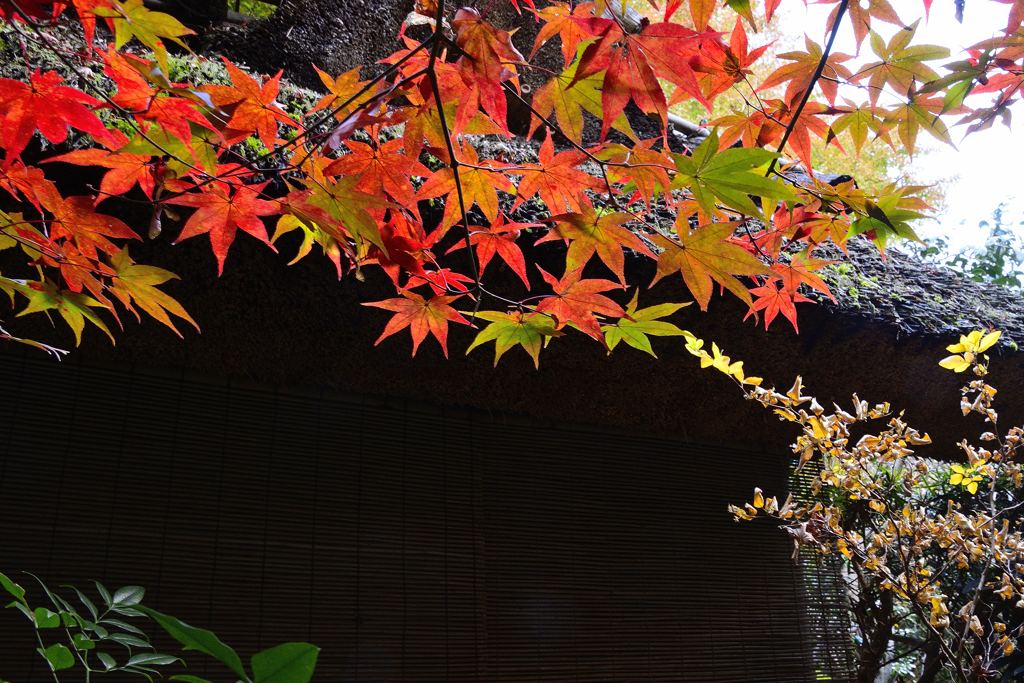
763, 99, 843, 173
0, 70, 110, 164
366, 213, 434, 287
47, 129, 158, 203
165, 177, 279, 275
203, 59, 298, 150
511, 129, 604, 214
452, 8, 524, 137
42, 193, 140, 260
536, 265, 626, 343
103, 50, 216, 147
744, 278, 812, 333
42, 241, 117, 313
446, 214, 539, 290
687, 18, 771, 104
363, 290, 470, 357
324, 138, 430, 210
571, 16, 711, 136
0, 0, 52, 21
0, 160, 60, 211
405, 269, 476, 296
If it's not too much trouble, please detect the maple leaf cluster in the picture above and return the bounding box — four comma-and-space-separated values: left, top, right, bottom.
0, 0, 1021, 364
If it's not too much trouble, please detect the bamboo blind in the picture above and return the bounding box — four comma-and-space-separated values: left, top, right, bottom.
0, 351, 854, 682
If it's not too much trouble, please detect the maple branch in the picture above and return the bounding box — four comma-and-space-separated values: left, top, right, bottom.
426, 0, 480, 291
267, 35, 436, 158
499, 82, 606, 167
5, 0, 54, 29
765, 0, 850, 177
741, 219, 773, 263
0, 225, 67, 262
0, 324, 68, 359
279, 65, 431, 178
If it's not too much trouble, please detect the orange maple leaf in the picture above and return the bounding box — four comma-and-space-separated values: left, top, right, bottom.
763, 99, 843, 173
308, 65, 372, 123
650, 221, 772, 311
772, 248, 836, 302
536, 265, 626, 343
165, 177, 279, 275
47, 130, 157, 203
204, 59, 298, 150
363, 290, 470, 357
759, 36, 853, 107
512, 129, 604, 214
531, 1, 595, 67
324, 138, 430, 210
42, 193, 140, 260
536, 199, 656, 286
415, 140, 514, 238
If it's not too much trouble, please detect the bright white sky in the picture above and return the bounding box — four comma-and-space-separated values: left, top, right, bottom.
781, 0, 1024, 252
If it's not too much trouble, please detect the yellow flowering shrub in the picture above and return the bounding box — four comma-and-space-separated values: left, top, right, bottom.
688, 329, 1024, 683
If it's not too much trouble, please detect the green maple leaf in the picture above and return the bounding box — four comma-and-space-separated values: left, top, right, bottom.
848, 187, 928, 251
109, 248, 198, 338
604, 290, 692, 357
12, 277, 114, 345
118, 122, 219, 176
93, 0, 195, 77
856, 22, 949, 106
669, 130, 793, 219
881, 89, 954, 155
466, 310, 564, 368
828, 99, 893, 155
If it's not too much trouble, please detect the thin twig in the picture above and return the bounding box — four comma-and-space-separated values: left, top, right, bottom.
765, 0, 850, 177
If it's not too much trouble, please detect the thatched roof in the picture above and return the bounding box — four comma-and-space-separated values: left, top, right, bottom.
813, 239, 1024, 345
2, 29, 1022, 462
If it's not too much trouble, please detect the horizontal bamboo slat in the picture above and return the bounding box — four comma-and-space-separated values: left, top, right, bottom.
0, 352, 853, 682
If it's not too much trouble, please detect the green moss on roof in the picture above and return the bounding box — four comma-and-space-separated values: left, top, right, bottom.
811, 239, 1024, 347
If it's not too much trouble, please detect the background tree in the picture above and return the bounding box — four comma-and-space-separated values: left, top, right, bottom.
720, 328, 1024, 682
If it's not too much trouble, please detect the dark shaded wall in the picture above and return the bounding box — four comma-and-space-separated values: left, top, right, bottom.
0, 352, 848, 682
3, 224, 1017, 461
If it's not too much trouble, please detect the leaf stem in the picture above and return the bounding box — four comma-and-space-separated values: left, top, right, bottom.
765, 0, 850, 177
